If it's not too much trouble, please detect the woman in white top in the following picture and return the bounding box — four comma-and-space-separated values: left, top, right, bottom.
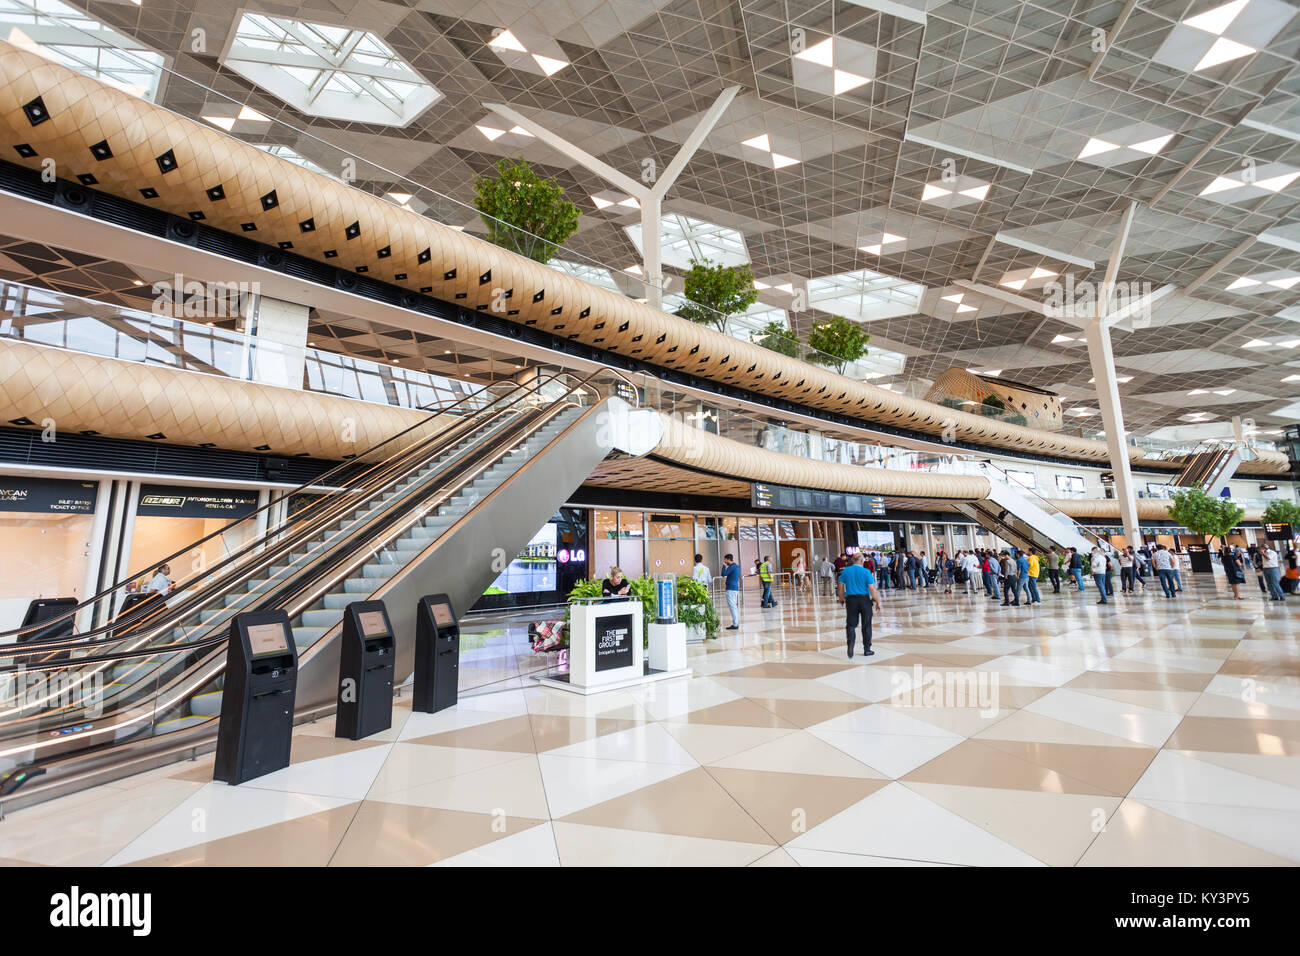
146, 563, 172, 596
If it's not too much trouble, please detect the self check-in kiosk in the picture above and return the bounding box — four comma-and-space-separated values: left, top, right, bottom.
17, 598, 77, 644
214, 610, 298, 785
335, 600, 396, 740
413, 594, 459, 713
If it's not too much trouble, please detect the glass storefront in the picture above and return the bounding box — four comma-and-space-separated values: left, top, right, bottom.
126, 484, 261, 589
0, 477, 98, 630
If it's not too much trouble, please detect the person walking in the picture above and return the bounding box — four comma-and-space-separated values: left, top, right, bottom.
876, 551, 891, 592
1066, 548, 1084, 592
1119, 547, 1135, 593
818, 554, 835, 597
1090, 545, 1110, 604
837, 552, 883, 659
721, 553, 741, 629
792, 552, 809, 593
1045, 546, 1061, 593
758, 554, 778, 608
1152, 544, 1177, 599
1014, 549, 1032, 605
1026, 549, 1043, 604
1261, 542, 1286, 602
1000, 551, 1019, 607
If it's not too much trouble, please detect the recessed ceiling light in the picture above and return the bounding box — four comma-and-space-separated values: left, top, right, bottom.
1130, 134, 1173, 155
958, 184, 989, 201
1030, 267, 1057, 280
624, 264, 643, 275
386, 192, 412, 204
617, 196, 640, 208
1188, 388, 1208, 395
1213, 389, 1236, 395
861, 244, 882, 255
1279, 339, 1300, 348
771, 153, 800, 169
1269, 276, 1300, 289
1242, 339, 1271, 347
1201, 176, 1241, 195
1257, 172, 1300, 192
921, 183, 951, 202
1283, 374, 1300, 382
754, 280, 771, 290
1185, 0, 1249, 36
132, 279, 144, 286
203, 115, 237, 131
489, 30, 527, 53
1226, 277, 1260, 290
882, 232, 905, 244
941, 293, 965, 303
1195, 36, 1256, 71
591, 195, 613, 209
237, 106, 269, 122
476, 124, 505, 141
795, 37, 836, 67
742, 134, 771, 151
1052, 334, 1074, 343
1001, 278, 1027, 290
833, 69, 870, 94
507, 125, 534, 137
1079, 138, 1119, 159
531, 53, 568, 75
956, 304, 976, 313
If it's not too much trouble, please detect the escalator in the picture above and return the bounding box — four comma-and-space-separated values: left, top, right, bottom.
954, 466, 1098, 554
0, 368, 656, 810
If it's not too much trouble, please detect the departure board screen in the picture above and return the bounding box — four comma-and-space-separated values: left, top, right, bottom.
751, 482, 884, 517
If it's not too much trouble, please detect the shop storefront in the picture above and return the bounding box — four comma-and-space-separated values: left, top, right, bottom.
125, 484, 262, 589
0, 477, 99, 630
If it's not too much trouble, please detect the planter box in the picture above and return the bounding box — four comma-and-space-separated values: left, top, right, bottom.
681, 604, 707, 644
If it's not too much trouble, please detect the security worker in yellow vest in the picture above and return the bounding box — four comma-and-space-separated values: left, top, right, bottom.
759, 555, 778, 609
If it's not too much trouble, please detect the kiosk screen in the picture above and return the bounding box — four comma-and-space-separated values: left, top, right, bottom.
247, 622, 289, 657
358, 611, 388, 637
432, 601, 454, 628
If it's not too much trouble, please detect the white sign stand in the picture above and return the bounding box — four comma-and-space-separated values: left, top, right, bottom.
538, 599, 691, 696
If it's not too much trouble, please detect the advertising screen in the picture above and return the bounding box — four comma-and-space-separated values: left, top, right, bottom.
856, 530, 894, 551
483, 523, 558, 596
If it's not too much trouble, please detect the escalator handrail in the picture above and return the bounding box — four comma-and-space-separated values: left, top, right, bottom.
0, 372, 579, 643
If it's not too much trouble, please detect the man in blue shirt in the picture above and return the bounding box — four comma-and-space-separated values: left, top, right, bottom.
837, 553, 883, 658
721, 553, 742, 630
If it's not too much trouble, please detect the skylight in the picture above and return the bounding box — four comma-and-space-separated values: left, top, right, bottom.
806, 268, 924, 323
0, 0, 166, 100
625, 214, 749, 270
790, 34, 875, 97
487, 28, 569, 77
548, 260, 621, 292
256, 144, 337, 180
221, 14, 440, 127
1153, 0, 1289, 74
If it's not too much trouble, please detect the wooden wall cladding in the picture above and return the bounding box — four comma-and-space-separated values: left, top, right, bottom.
0, 40, 1288, 476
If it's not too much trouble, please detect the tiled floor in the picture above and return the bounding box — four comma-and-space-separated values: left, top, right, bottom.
3, 576, 1299, 867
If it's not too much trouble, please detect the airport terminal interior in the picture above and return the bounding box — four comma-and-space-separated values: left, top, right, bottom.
0, 0, 1298, 871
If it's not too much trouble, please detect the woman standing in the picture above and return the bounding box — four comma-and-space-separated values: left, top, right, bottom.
1219, 545, 1245, 600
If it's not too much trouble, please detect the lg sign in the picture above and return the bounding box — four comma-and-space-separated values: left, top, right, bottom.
556, 548, 586, 564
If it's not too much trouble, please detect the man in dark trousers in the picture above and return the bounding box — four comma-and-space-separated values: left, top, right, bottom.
837, 552, 883, 659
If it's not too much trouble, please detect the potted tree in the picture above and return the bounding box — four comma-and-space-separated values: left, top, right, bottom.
754, 320, 801, 358
675, 577, 720, 642
676, 257, 758, 332
1168, 488, 1246, 557
806, 315, 868, 373
473, 157, 580, 263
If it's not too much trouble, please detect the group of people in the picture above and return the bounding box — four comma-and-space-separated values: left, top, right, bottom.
1216, 542, 1296, 602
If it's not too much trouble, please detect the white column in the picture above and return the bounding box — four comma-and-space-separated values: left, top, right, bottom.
240, 294, 309, 389
1084, 318, 1140, 546
641, 192, 663, 309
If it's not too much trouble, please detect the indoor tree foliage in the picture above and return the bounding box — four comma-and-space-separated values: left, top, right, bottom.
676, 577, 720, 639
806, 315, 868, 373
676, 257, 758, 331
472, 157, 580, 263
1262, 499, 1300, 531
1167, 488, 1245, 548
755, 320, 800, 358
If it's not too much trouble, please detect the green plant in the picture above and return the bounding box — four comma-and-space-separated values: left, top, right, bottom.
563, 578, 605, 624
676, 577, 720, 639
1262, 499, 1300, 531
676, 258, 758, 331
806, 315, 868, 373
473, 157, 580, 263
981, 394, 1006, 410
1168, 488, 1245, 548
755, 320, 800, 358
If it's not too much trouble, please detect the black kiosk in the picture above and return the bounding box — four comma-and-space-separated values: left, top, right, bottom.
413, 594, 459, 713
335, 600, 396, 740
214, 610, 298, 785
17, 598, 77, 644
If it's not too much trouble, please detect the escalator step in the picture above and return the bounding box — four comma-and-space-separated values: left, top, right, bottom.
189, 691, 223, 718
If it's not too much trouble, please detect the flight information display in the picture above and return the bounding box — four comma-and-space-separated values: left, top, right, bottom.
751, 482, 885, 517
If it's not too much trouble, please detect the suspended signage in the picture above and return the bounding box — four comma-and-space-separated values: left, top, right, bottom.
137, 485, 259, 519
0, 477, 97, 514
1264, 522, 1294, 541
751, 482, 884, 517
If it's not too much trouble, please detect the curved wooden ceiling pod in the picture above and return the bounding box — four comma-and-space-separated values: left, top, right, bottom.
652, 413, 993, 500
0, 41, 1289, 476
0, 338, 433, 459
1051, 497, 1264, 524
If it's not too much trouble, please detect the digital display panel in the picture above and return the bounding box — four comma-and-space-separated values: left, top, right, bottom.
483, 523, 561, 596
751, 483, 884, 517
431, 601, 455, 628
357, 610, 388, 637
247, 622, 288, 657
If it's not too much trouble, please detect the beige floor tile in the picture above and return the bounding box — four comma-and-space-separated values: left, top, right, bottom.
902, 739, 1111, 795
708, 729, 888, 778
126, 803, 359, 866
677, 697, 800, 729
707, 767, 889, 843
405, 715, 539, 752
974, 709, 1151, 749
883, 703, 1015, 738
551, 821, 774, 866
748, 696, 871, 728
330, 802, 545, 866
559, 767, 775, 846
1077, 799, 1295, 866
377, 754, 550, 818
904, 782, 1121, 866
1164, 716, 1300, 755
660, 722, 797, 765
974, 739, 1159, 796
